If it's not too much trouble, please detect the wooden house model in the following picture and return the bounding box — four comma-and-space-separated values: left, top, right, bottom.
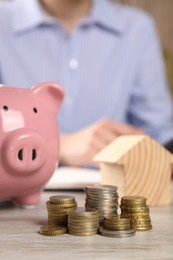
94, 135, 173, 206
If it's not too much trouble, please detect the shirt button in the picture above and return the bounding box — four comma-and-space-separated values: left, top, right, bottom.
65, 96, 73, 105
69, 59, 79, 69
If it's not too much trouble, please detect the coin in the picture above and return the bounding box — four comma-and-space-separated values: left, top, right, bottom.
50, 195, 76, 204
104, 223, 131, 229
68, 231, 97, 236
46, 196, 78, 229
99, 226, 135, 238
120, 206, 150, 214
85, 192, 118, 197
104, 221, 131, 227
121, 196, 147, 204
46, 201, 77, 209
104, 226, 131, 231
130, 219, 151, 224
68, 226, 98, 231
104, 215, 130, 222
68, 223, 99, 229
85, 185, 119, 222
131, 222, 152, 227
122, 213, 150, 218
68, 207, 98, 217
86, 193, 119, 198
134, 226, 152, 231
85, 184, 118, 191
86, 198, 119, 204
39, 225, 67, 236
68, 218, 99, 226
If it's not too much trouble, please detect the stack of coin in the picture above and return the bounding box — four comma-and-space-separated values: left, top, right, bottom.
85, 185, 119, 222
39, 225, 67, 236
46, 195, 77, 227
68, 207, 99, 236
120, 196, 152, 231
99, 215, 135, 238
104, 215, 131, 230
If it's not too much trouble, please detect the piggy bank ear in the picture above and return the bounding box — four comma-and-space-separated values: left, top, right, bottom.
31, 82, 64, 112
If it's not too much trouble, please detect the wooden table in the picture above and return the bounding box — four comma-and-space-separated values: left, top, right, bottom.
0, 190, 173, 260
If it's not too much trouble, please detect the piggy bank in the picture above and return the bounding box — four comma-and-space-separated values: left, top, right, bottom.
0, 82, 64, 207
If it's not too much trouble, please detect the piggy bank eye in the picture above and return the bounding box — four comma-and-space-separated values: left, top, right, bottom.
33, 107, 38, 113
3, 105, 9, 111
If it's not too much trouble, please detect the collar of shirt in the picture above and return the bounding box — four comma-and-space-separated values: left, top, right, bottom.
11, 0, 125, 35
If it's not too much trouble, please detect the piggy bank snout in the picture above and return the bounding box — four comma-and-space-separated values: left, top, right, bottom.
2, 131, 47, 175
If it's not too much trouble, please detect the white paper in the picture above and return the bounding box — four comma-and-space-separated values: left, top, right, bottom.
45, 167, 101, 190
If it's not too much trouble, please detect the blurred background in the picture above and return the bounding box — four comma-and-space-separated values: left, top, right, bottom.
1, 0, 173, 94
114, 0, 173, 95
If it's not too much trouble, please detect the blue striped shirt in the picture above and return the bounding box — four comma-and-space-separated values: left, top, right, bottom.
0, 0, 173, 144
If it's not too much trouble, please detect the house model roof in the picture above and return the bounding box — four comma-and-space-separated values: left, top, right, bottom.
94, 134, 173, 206
93, 135, 171, 164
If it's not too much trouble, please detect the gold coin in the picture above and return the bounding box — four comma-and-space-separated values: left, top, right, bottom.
48, 222, 67, 226
68, 223, 99, 229
68, 226, 98, 231
105, 227, 131, 231
104, 221, 131, 227
48, 219, 67, 223
68, 216, 99, 221
121, 207, 149, 214
39, 225, 67, 236
68, 207, 98, 217
49, 203, 77, 208
48, 217, 67, 222
129, 215, 151, 220
121, 196, 147, 204
131, 222, 152, 227
131, 219, 151, 224
104, 225, 131, 230
104, 224, 131, 229
122, 212, 150, 217
68, 216, 99, 222
48, 208, 77, 214
48, 220, 67, 223
49, 195, 75, 204
121, 202, 147, 207
68, 219, 99, 225
134, 226, 152, 231
104, 215, 130, 223
121, 204, 147, 209
47, 201, 77, 208
48, 223, 67, 227
48, 211, 67, 215
68, 230, 97, 236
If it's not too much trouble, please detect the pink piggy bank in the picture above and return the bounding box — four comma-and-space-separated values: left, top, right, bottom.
0, 82, 64, 207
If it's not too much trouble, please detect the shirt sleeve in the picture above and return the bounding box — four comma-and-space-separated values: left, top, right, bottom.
127, 18, 173, 144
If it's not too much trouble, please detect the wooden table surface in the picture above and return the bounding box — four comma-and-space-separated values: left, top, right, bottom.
0, 189, 173, 260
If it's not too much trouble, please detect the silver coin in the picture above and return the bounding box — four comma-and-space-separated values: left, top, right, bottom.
99, 232, 136, 238
85, 184, 118, 190
99, 226, 135, 235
